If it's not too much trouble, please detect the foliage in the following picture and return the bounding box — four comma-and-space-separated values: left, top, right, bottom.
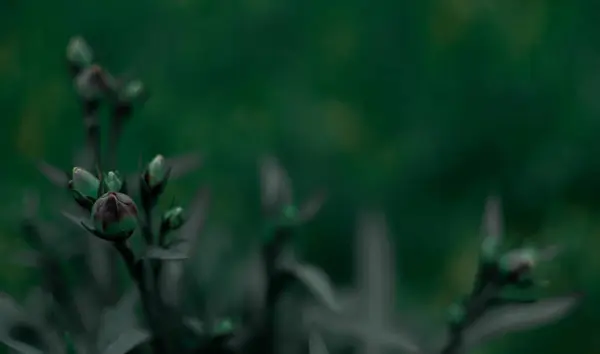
0, 37, 580, 354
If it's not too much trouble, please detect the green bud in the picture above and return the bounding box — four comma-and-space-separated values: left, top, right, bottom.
66, 36, 94, 68
70, 167, 100, 200
91, 192, 138, 240
104, 171, 123, 192
499, 247, 537, 274
162, 206, 185, 230
145, 154, 168, 188
119, 79, 146, 104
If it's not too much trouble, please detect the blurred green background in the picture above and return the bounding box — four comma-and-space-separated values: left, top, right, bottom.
0, 0, 598, 353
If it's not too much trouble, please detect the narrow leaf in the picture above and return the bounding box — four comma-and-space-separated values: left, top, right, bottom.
482, 195, 502, 240
101, 328, 150, 354
461, 294, 581, 351
298, 191, 327, 222
289, 263, 340, 312
36, 162, 69, 187
167, 153, 202, 179
309, 331, 329, 354
260, 156, 293, 214
61, 212, 88, 230
97, 288, 141, 351
172, 188, 209, 254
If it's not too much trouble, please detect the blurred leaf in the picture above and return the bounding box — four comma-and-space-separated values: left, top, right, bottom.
309, 331, 329, 354
97, 288, 142, 352
101, 328, 150, 354
260, 156, 293, 214
482, 195, 503, 241
0, 294, 44, 354
298, 191, 327, 222
166, 153, 202, 180
36, 161, 69, 188
461, 294, 581, 351
288, 263, 340, 312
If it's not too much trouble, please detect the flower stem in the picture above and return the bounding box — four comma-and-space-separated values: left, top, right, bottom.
82, 100, 101, 173
113, 241, 170, 354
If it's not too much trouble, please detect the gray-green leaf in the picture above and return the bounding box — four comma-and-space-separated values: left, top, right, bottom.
101, 328, 151, 354
309, 331, 329, 354
289, 263, 340, 312
461, 295, 580, 351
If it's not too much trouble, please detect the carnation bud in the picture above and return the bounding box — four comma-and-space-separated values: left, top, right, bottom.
104, 171, 123, 193
145, 154, 168, 189
69, 167, 100, 208
66, 36, 93, 70
161, 206, 185, 231
91, 192, 138, 240
119, 79, 146, 104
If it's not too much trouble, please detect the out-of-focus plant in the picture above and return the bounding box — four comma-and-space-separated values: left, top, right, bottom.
0, 37, 581, 354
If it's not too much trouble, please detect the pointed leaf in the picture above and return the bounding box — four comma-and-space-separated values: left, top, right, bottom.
166, 153, 202, 179
260, 156, 293, 214
61, 211, 88, 230
183, 318, 205, 335
482, 195, 502, 240
289, 263, 340, 312
36, 162, 69, 188
461, 295, 580, 351
97, 288, 141, 351
101, 328, 150, 354
309, 331, 329, 354
298, 191, 327, 222
171, 188, 209, 254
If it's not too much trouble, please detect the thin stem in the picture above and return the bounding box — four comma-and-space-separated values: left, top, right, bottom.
82, 100, 101, 172
113, 241, 170, 354
106, 104, 131, 171
439, 283, 502, 354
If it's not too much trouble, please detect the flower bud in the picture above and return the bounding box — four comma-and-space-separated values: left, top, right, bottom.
161, 206, 185, 231
145, 155, 168, 189
104, 171, 123, 193
499, 247, 537, 275
69, 167, 100, 201
119, 80, 146, 104
91, 192, 138, 240
66, 36, 93, 69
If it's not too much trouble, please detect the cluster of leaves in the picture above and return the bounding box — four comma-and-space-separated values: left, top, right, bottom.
0, 37, 581, 354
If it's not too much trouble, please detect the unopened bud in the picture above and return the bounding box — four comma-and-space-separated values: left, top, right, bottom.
91, 192, 138, 240
66, 36, 94, 69
69, 167, 100, 201
145, 155, 168, 189
104, 171, 123, 193
162, 206, 185, 231
119, 79, 146, 104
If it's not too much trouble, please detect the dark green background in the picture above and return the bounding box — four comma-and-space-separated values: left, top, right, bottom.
1, 0, 598, 353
